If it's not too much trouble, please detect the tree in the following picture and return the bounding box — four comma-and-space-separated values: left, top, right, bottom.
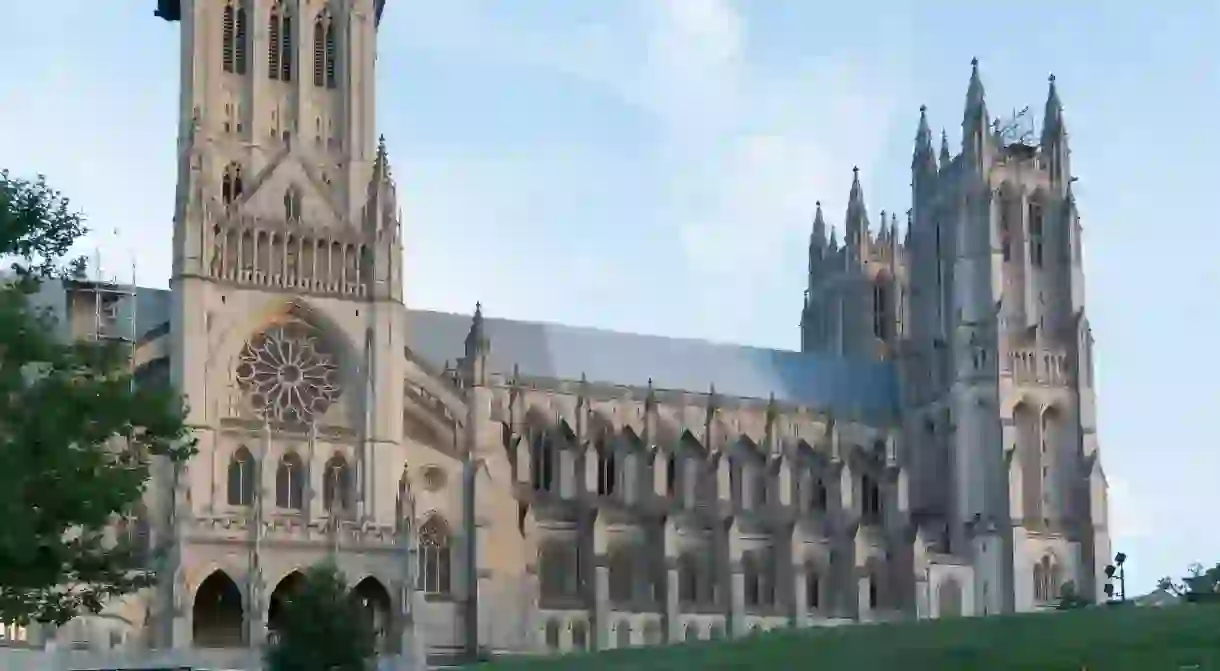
0, 170, 195, 626
264, 563, 379, 671
1157, 562, 1220, 603
1055, 581, 1091, 610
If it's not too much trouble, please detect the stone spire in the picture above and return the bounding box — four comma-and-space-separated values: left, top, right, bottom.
913, 105, 937, 174
962, 58, 990, 165
845, 166, 869, 250
1041, 74, 1070, 186
939, 129, 951, 168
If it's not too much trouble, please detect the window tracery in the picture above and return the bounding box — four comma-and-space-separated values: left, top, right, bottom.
235, 321, 341, 423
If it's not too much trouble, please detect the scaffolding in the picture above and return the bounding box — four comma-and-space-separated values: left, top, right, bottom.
65, 232, 140, 378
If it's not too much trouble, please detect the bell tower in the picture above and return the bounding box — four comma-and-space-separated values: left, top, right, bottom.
156, 0, 414, 655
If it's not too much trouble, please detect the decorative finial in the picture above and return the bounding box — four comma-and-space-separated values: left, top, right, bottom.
852, 165, 859, 175
971, 57, 979, 67
474, 301, 482, 315
1049, 73, 1056, 83
919, 104, 927, 113
815, 200, 821, 208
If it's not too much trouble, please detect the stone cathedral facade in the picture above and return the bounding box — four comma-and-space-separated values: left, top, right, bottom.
23, 0, 1110, 668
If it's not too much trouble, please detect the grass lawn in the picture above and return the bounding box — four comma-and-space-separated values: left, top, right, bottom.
475, 605, 1220, 670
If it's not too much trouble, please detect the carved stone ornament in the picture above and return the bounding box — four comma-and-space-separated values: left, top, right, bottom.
236, 321, 342, 423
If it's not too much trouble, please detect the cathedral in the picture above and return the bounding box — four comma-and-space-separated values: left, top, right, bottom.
16, 0, 1110, 668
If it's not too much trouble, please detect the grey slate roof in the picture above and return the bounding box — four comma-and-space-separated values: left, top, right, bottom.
131, 288, 898, 419
407, 310, 898, 418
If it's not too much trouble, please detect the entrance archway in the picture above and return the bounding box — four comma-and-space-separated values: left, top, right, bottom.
352, 576, 394, 652
192, 571, 244, 647
267, 570, 306, 639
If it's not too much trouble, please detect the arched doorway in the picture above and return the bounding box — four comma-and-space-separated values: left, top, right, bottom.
193, 571, 244, 647
267, 571, 305, 640
352, 577, 394, 653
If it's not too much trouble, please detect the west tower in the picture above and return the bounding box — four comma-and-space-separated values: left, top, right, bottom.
157, 0, 417, 659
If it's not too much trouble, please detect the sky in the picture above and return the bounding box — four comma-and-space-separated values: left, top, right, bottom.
1, 0, 1217, 595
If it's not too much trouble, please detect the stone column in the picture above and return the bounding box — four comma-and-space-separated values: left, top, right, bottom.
664, 559, 681, 643
593, 560, 610, 650
791, 565, 808, 628
729, 565, 745, 637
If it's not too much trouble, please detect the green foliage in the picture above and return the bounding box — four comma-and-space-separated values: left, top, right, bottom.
477, 606, 1220, 671
0, 170, 196, 626
264, 563, 378, 671
1054, 581, 1091, 610
1157, 562, 1220, 601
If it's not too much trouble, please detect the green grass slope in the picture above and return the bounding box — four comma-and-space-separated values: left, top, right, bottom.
477, 606, 1220, 670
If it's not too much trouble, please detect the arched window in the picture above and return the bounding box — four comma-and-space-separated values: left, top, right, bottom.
268, 2, 293, 82
223, 1, 248, 75
227, 447, 255, 506
313, 10, 338, 89
417, 516, 451, 597
284, 186, 302, 221
743, 553, 762, 607
872, 280, 890, 339
868, 573, 879, 609
678, 553, 698, 604
275, 452, 304, 510
811, 477, 828, 512
539, 543, 580, 599
222, 163, 244, 205
861, 473, 882, 519
665, 452, 678, 496
596, 439, 616, 497
806, 565, 821, 610
749, 466, 768, 509
607, 549, 633, 603
222, 2, 235, 73
1028, 198, 1044, 268
530, 432, 554, 492
1000, 194, 1013, 262
322, 454, 351, 514
543, 618, 560, 651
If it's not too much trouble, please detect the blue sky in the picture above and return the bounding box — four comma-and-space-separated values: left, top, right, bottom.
1, 0, 1215, 594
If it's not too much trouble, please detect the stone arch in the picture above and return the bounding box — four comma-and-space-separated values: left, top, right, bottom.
217, 298, 357, 373
225, 301, 355, 425
417, 514, 452, 597
1040, 405, 1066, 521
730, 436, 767, 509
543, 617, 561, 651
322, 452, 353, 514
606, 545, 634, 604
275, 450, 304, 510
538, 538, 579, 600
1034, 551, 1063, 603
352, 576, 393, 651
266, 570, 305, 637
1013, 400, 1041, 521
614, 620, 631, 648
937, 577, 963, 618
570, 618, 588, 651
683, 622, 698, 642
193, 570, 244, 648
226, 446, 255, 507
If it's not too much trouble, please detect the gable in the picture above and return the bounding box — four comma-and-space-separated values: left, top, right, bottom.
237, 150, 344, 227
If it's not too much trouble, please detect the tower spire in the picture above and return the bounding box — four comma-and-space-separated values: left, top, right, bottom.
845, 166, 869, 250
962, 58, 990, 164
1041, 74, 1071, 187
912, 105, 936, 173
939, 129, 951, 168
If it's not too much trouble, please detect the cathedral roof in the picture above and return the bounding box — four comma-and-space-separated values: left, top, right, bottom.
409, 310, 898, 419
128, 288, 898, 420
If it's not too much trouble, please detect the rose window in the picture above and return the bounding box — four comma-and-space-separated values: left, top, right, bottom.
235, 322, 341, 423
